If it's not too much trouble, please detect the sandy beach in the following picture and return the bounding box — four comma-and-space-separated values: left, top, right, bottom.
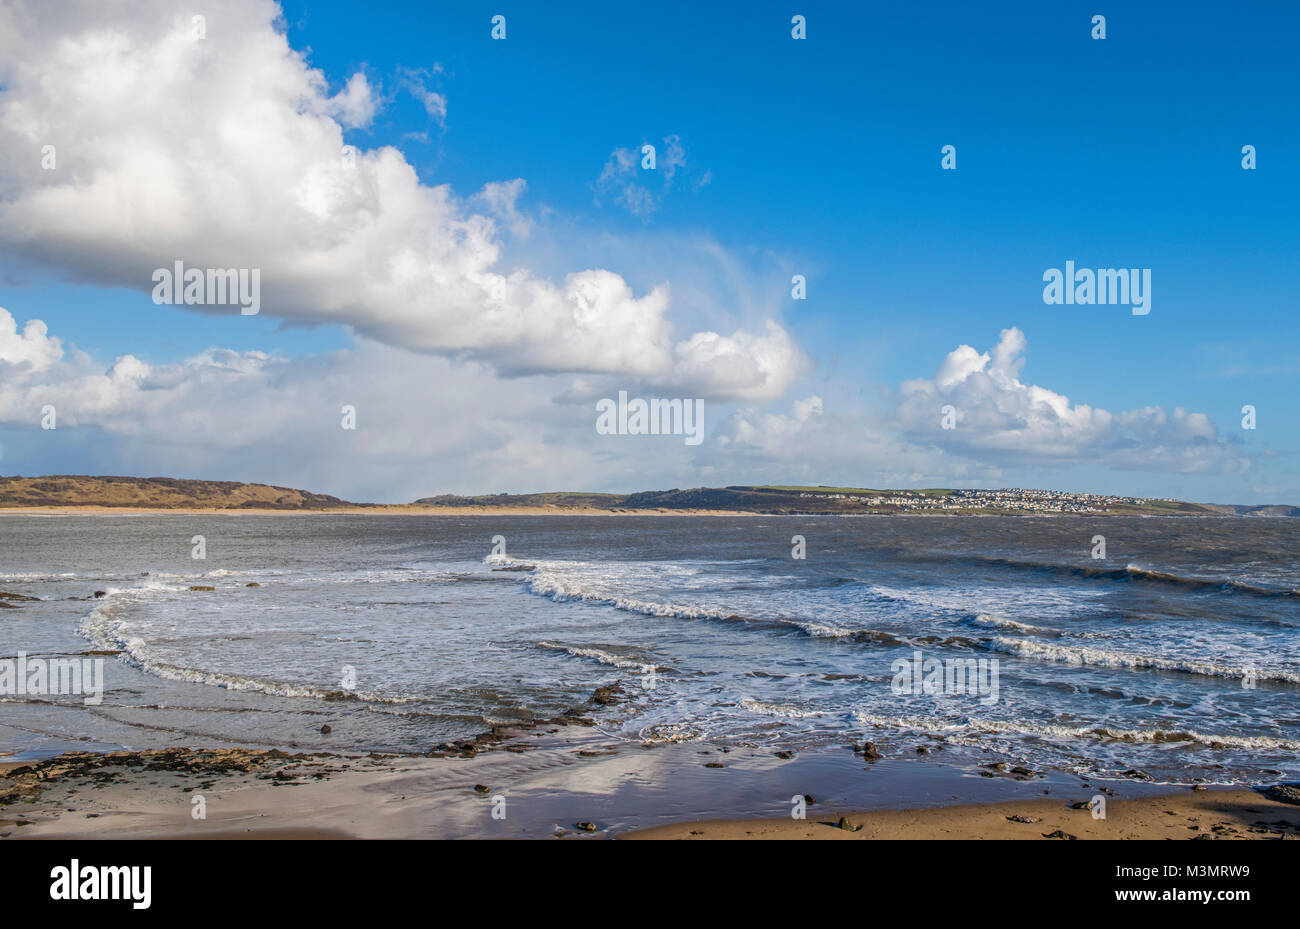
626, 790, 1300, 840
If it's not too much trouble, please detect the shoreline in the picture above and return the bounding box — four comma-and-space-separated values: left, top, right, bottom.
0, 505, 757, 517
0, 506, 1262, 518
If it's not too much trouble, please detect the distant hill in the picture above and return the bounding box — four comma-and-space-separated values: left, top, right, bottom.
3, 477, 1293, 516
0, 476, 353, 510
414, 485, 1285, 516
1204, 503, 1300, 518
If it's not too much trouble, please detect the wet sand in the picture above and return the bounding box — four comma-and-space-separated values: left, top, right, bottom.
5, 732, 1298, 840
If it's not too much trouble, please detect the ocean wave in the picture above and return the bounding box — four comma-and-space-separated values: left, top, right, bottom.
79, 589, 421, 705
524, 565, 989, 653
909, 552, 1298, 599
483, 553, 537, 570
526, 568, 920, 648
968, 613, 1062, 636
525, 568, 743, 623
988, 636, 1300, 684
637, 722, 704, 744
853, 710, 1300, 753
537, 641, 662, 671
790, 620, 902, 644
740, 698, 829, 718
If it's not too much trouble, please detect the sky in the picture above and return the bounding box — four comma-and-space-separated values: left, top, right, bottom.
0, 0, 1296, 504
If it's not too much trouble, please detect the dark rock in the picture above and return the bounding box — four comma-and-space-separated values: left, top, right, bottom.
589, 683, 623, 706
1261, 784, 1300, 806
575, 821, 597, 832
774, 750, 794, 760
1121, 768, 1152, 781
473, 784, 490, 793
836, 816, 861, 832
319, 725, 331, 734
860, 741, 881, 761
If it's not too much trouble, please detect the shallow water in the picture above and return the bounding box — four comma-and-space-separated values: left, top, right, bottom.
1, 514, 1296, 786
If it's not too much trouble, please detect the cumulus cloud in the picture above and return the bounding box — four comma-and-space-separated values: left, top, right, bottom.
0, 0, 798, 401
672, 322, 809, 402
0, 308, 63, 373
322, 72, 377, 129
895, 328, 1247, 474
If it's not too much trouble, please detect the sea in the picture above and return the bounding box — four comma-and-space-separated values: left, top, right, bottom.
1, 513, 1297, 787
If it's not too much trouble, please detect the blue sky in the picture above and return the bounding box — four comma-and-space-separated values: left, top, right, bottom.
0, 0, 1295, 503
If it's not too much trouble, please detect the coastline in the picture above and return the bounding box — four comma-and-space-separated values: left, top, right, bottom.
0, 506, 1264, 518
0, 505, 757, 517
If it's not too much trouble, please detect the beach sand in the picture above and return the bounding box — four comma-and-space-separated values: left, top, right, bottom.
4, 733, 1298, 840
625, 790, 1300, 840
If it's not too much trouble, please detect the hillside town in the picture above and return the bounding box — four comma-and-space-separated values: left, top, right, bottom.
796, 487, 1159, 514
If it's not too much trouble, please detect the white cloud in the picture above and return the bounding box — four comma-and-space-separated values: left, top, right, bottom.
0, 306, 717, 500
322, 72, 377, 129
0, 0, 796, 401
895, 327, 1247, 474
470, 178, 531, 242
0, 308, 1255, 498
672, 321, 809, 402
0, 307, 63, 372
